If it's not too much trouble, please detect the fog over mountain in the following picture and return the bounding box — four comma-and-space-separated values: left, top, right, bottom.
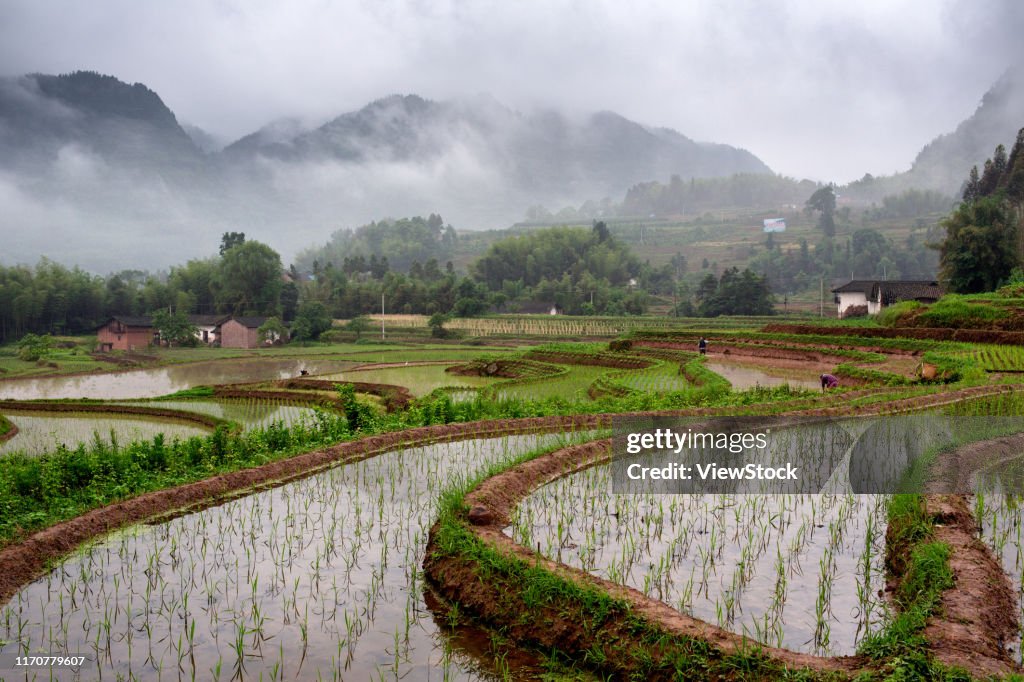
0, 71, 771, 271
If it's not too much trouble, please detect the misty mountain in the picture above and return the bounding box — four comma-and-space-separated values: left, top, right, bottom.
846, 67, 1024, 201
224, 94, 770, 196
0, 71, 203, 174
0, 71, 770, 271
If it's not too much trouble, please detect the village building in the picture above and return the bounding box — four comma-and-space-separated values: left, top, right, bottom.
96, 316, 156, 352
832, 280, 942, 318
187, 314, 230, 346
217, 316, 269, 349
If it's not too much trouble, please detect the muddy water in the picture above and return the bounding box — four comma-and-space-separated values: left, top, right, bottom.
0, 412, 210, 456
974, 493, 1024, 662
513, 464, 889, 656
705, 360, 821, 391
0, 358, 357, 401
0, 433, 578, 681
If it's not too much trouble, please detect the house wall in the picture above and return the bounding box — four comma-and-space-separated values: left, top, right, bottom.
194, 325, 218, 345
220, 321, 258, 348
97, 323, 153, 351
836, 292, 868, 318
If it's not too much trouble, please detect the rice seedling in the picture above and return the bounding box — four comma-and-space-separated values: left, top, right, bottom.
510, 462, 889, 656
0, 431, 588, 679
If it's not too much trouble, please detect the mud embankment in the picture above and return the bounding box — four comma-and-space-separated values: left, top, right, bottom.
424, 439, 864, 679
0, 414, 601, 607
0, 400, 224, 430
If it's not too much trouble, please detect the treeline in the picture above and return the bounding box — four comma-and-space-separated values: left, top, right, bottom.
0, 235, 287, 342
939, 129, 1024, 292
0, 219, 667, 343
308, 223, 651, 317
748, 226, 939, 296
620, 173, 817, 215
294, 215, 457, 273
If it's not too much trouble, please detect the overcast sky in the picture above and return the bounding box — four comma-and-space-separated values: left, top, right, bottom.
0, 0, 1020, 183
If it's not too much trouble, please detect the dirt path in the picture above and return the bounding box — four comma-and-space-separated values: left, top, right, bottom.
922, 495, 1019, 677
924, 431, 1024, 493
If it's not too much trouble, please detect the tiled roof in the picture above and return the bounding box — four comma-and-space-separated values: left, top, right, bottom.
222, 316, 269, 329
105, 315, 153, 327
831, 280, 876, 294
872, 281, 943, 303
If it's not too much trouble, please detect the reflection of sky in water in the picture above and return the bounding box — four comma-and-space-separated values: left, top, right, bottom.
0, 359, 356, 400
0, 413, 209, 456
703, 362, 820, 390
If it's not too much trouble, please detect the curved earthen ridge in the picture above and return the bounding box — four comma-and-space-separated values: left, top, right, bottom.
0, 418, 18, 444
0, 400, 225, 430
0, 382, 1021, 674
424, 438, 866, 679
424, 432, 1024, 680
0, 414, 600, 606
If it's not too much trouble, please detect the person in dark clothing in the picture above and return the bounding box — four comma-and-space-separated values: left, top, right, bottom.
698, 337, 707, 355
820, 373, 838, 391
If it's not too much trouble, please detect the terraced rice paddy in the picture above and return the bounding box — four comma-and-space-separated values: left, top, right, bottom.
703, 361, 821, 391
0, 359, 358, 401
611, 361, 690, 393
975, 492, 1024, 662
114, 400, 321, 432
490, 365, 609, 401
0, 412, 210, 456
320, 364, 498, 397
512, 462, 889, 656
0, 433, 580, 680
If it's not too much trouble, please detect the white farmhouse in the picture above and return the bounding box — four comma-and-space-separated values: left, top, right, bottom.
832, 280, 943, 318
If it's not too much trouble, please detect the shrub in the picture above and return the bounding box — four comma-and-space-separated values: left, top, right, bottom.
877, 300, 923, 327
912, 295, 1007, 329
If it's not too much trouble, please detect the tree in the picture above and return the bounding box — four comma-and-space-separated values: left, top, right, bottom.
346, 315, 371, 340
806, 185, 837, 237
151, 309, 198, 347
257, 317, 287, 345
219, 232, 246, 256
428, 312, 450, 338
696, 268, 774, 316
939, 195, 1017, 293
291, 301, 333, 341
16, 333, 53, 361
215, 240, 283, 315
592, 220, 610, 243
939, 133, 1024, 293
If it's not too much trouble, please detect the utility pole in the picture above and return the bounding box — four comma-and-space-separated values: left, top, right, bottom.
819, 277, 824, 318
381, 293, 385, 340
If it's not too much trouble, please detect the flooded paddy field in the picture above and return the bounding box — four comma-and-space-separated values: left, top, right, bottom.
511, 462, 888, 656
0, 433, 577, 681
0, 358, 359, 401
704, 360, 821, 391
0, 412, 210, 457
113, 400, 321, 432
319, 364, 499, 397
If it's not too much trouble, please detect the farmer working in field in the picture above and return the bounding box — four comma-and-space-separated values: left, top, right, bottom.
698, 337, 708, 355
820, 373, 839, 391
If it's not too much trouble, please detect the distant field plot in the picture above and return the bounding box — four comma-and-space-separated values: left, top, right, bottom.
612, 361, 690, 393
0, 412, 210, 456
320, 364, 499, 397
490, 364, 609, 401
965, 345, 1024, 372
